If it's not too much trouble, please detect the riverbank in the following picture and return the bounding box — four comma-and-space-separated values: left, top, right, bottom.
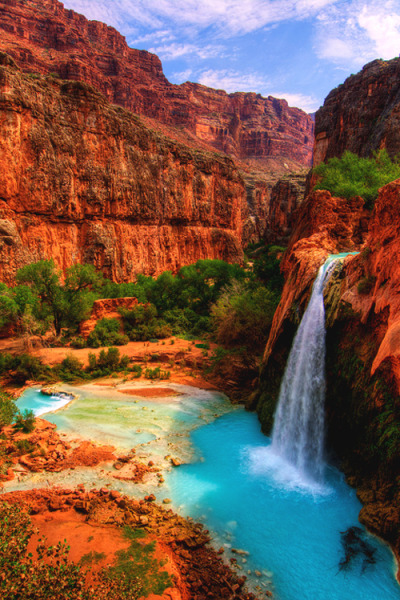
1, 487, 256, 600
0, 383, 259, 600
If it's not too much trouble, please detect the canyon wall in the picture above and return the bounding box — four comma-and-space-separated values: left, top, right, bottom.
254, 180, 400, 570
314, 57, 400, 166
0, 57, 246, 284
0, 0, 313, 173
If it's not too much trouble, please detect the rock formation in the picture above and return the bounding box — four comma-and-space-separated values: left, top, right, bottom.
0, 0, 314, 174
314, 57, 400, 166
264, 172, 307, 245
254, 180, 400, 575
0, 57, 248, 283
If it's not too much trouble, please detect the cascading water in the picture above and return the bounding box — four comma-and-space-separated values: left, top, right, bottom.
271, 255, 345, 483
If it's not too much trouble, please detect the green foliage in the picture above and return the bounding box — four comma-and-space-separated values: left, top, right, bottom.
16, 259, 66, 336
0, 502, 143, 600
11, 353, 51, 384
211, 281, 279, 352
129, 364, 142, 378
119, 304, 171, 341
57, 354, 87, 382
70, 335, 87, 349
0, 502, 88, 600
103, 526, 172, 598
144, 367, 170, 380
87, 318, 128, 348
0, 290, 18, 331
14, 409, 35, 433
86, 348, 129, 377
247, 243, 285, 292
313, 149, 400, 208
0, 390, 19, 429
16, 261, 103, 336
0, 353, 14, 375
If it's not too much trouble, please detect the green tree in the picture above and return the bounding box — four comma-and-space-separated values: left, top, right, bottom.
0, 390, 18, 429
313, 149, 400, 208
211, 281, 279, 352
16, 260, 65, 336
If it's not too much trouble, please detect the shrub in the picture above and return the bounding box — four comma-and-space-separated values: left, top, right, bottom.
14, 409, 36, 433
87, 318, 128, 347
144, 367, 170, 380
57, 354, 86, 381
211, 281, 279, 352
70, 335, 87, 349
130, 364, 142, 378
0, 390, 19, 429
12, 353, 49, 383
86, 348, 129, 376
313, 149, 400, 209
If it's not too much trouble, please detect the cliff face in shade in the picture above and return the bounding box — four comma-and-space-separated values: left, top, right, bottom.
264, 172, 307, 245
261, 190, 368, 367
0, 59, 246, 284
0, 0, 313, 172
314, 57, 400, 166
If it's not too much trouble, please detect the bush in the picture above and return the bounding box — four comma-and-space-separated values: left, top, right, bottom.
0, 353, 13, 375
12, 353, 49, 384
313, 149, 400, 209
70, 335, 87, 349
211, 281, 279, 352
130, 364, 142, 378
57, 354, 86, 381
14, 409, 35, 433
144, 367, 170, 380
87, 318, 128, 347
86, 348, 129, 376
0, 390, 19, 429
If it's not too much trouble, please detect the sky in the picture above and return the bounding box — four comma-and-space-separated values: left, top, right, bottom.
62, 0, 400, 113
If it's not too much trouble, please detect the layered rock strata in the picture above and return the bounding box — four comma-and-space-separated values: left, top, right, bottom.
255, 180, 400, 576
314, 57, 400, 166
0, 0, 313, 172
0, 57, 246, 283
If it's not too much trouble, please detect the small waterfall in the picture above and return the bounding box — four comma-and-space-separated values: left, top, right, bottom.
271, 255, 342, 483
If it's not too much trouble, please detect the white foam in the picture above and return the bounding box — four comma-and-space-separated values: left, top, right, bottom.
243, 445, 332, 498
34, 394, 73, 416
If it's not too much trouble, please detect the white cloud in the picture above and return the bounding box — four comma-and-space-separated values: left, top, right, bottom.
314, 0, 400, 67
64, 0, 339, 37
170, 69, 194, 83
148, 42, 223, 61
198, 69, 269, 93
358, 4, 400, 59
270, 92, 320, 112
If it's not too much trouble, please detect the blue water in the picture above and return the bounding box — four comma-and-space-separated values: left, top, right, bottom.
16, 385, 400, 599
17, 387, 74, 416
167, 410, 400, 600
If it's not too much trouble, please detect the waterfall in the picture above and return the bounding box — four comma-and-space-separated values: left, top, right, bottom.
271, 255, 342, 483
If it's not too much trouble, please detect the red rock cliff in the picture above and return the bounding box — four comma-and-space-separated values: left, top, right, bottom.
0, 58, 246, 284
262, 190, 368, 362
314, 57, 400, 166
0, 0, 313, 173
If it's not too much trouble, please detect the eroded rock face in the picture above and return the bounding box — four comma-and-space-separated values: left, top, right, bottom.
0, 62, 246, 283
314, 57, 400, 166
80, 297, 139, 337
262, 190, 368, 365
255, 180, 400, 575
264, 172, 307, 245
0, 0, 313, 172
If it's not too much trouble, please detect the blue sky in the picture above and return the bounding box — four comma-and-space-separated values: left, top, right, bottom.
63, 0, 400, 113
